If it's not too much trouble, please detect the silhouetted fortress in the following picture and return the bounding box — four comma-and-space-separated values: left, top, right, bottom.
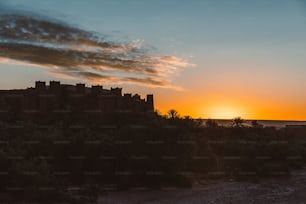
0, 81, 154, 116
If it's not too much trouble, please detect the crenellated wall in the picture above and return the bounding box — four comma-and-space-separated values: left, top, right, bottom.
0, 81, 154, 115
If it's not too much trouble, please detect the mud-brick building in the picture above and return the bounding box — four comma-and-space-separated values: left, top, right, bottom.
0, 81, 154, 116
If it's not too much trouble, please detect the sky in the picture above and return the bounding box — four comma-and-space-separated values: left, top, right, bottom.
0, 0, 306, 120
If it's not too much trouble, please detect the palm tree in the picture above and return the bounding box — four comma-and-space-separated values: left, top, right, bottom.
167, 109, 180, 119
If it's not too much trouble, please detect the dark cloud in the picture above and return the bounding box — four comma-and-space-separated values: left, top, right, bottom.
0, 9, 193, 87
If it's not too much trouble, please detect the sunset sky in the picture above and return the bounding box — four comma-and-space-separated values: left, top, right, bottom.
0, 0, 306, 120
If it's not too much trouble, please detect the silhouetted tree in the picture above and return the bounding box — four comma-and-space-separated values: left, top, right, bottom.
232, 117, 244, 127
167, 109, 180, 119
183, 116, 191, 120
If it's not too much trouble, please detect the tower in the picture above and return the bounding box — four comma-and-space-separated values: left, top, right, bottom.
146, 94, 154, 111
76, 83, 85, 94
49, 81, 61, 92
92, 85, 103, 95
35, 81, 46, 91
111, 87, 122, 96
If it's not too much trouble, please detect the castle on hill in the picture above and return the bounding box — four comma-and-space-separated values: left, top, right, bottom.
0, 81, 154, 114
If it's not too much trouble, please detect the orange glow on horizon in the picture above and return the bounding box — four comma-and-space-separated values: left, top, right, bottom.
157, 104, 306, 120
204, 106, 246, 119
155, 95, 306, 121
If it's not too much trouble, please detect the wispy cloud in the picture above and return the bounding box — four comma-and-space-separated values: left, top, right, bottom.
0, 6, 194, 88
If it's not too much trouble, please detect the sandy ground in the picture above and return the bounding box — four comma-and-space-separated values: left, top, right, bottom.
98, 168, 306, 204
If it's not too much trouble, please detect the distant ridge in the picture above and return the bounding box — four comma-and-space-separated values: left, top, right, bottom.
200, 119, 306, 129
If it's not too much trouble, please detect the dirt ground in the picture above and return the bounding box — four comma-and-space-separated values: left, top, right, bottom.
98, 168, 306, 204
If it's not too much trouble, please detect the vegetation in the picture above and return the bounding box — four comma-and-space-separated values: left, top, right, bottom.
205, 119, 219, 128
167, 109, 180, 119
232, 117, 244, 127
0, 110, 306, 203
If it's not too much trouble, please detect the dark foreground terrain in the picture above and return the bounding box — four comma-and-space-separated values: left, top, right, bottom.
0, 112, 306, 203
99, 167, 306, 204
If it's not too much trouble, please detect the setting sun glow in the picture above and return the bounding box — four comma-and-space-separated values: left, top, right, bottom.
206, 106, 245, 119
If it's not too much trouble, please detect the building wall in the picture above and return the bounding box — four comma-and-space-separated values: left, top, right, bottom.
0, 81, 154, 114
